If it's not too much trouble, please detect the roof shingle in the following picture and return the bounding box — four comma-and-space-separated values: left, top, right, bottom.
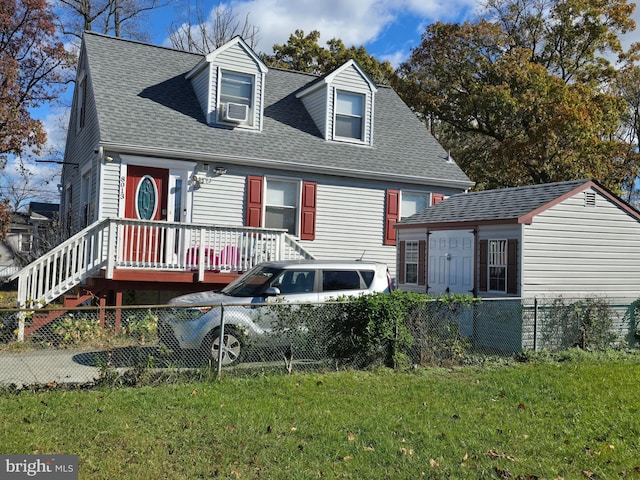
83, 32, 472, 187
398, 179, 592, 225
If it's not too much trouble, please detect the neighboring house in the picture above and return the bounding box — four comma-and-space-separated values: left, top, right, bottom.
395, 179, 640, 299
0, 203, 59, 282
13, 32, 472, 310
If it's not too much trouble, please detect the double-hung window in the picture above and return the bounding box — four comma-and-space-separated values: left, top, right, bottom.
488, 240, 507, 292
404, 241, 419, 284
401, 192, 430, 220
220, 71, 253, 106
265, 179, 298, 235
335, 91, 364, 140
220, 71, 253, 123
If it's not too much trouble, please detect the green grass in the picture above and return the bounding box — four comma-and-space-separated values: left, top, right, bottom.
1, 355, 639, 479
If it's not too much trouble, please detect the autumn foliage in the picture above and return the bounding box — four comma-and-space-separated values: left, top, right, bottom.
394, 0, 640, 193
0, 0, 74, 163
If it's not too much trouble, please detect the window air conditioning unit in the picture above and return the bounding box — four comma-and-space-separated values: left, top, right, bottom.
223, 102, 249, 123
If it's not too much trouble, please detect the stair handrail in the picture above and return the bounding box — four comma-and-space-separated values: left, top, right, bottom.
11, 218, 112, 308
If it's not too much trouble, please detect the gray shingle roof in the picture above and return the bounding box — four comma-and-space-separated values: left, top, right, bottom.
398, 179, 593, 225
82, 32, 472, 187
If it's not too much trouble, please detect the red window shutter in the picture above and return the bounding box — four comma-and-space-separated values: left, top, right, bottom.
507, 239, 518, 294
418, 239, 426, 286
398, 241, 406, 284
384, 189, 400, 246
245, 176, 263, 227
300, 181, 317, 240
479, 239, 488, 292
431, 193, 445, 205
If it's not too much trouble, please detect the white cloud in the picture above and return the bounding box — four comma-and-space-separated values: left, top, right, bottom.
229, 0, 395, 54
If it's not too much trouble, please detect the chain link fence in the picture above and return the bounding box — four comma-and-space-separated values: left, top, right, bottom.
0, 296, 638, 387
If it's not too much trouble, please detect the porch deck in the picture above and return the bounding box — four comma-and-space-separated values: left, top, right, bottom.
13, 218, 315, 309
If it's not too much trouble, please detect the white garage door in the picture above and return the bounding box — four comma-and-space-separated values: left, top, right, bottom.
428, 230, 474, 295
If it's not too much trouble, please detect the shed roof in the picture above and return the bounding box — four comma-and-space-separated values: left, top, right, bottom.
81, 32, 472, 188
397, 179, 640, 227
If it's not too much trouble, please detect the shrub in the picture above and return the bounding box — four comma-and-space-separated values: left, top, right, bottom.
122, 310, 158, 343
325, 291, 476, 369
405, 294, 476, 366
542, 297, 618, 351
51, 314, 104, 346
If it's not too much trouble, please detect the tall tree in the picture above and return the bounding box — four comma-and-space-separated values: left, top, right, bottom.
395, 0, 639, 192
0, 0, 73, 164
612, 64, 640, 205
56, 0, 167, 42
0, 0, 71, 237
263, 29, 396, 85
168, 1, 260, 53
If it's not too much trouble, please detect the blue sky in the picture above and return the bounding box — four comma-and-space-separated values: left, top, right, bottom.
148, 0, 482, 66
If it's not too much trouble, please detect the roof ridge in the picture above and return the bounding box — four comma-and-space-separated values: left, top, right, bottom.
464, 178, 590, 196
83, 31, 203, 59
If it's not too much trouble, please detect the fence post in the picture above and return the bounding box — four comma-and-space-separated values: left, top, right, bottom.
216, 304, 225, 378
533, 297, 538, 351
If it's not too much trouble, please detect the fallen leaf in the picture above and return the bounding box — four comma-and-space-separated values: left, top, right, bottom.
347, 434, 355, 442
290, 427, 297, 432
605, 444, 614, 451
227, 424, 236, 431
486, 450, 517, 462
364, 446, 375, 452
190, 389, 197, 396
343, 456, 353, 462
583, 471, 594, 478
429, 459, 439, 468
518, 403, 526, 409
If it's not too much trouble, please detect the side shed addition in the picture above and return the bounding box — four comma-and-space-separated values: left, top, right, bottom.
395, 179, 640, 351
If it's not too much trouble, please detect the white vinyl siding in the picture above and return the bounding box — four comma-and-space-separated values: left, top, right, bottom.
521, 188, 640, 297
62, 48, 101, 237
312, 182, 396, 277
299, 88, 328, 138
191, 173, 245, 225
100, 161, 122, 219
190, 66, 211, 123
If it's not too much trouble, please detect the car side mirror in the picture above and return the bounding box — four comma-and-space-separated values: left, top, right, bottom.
264, 287, 281, 297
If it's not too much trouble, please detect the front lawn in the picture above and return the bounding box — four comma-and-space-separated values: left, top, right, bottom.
1, 353, 639, 479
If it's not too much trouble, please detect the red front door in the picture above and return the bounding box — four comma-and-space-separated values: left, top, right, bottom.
123, 165, 169, 263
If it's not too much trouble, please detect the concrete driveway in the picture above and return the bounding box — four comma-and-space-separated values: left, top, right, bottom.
0, 349, 102, 387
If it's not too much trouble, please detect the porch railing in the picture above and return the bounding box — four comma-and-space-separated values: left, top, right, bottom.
13, 218, 315, 309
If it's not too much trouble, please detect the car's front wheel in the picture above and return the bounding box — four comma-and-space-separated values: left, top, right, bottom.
203, 327, 244, 366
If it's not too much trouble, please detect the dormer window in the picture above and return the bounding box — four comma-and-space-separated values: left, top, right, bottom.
219, 71, 253, 124
335, 91, 364, 141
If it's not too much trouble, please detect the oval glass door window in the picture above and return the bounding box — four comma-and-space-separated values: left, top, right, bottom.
136, 176, 158, 220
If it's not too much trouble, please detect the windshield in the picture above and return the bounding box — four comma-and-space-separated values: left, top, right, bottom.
221, 266, 281, 297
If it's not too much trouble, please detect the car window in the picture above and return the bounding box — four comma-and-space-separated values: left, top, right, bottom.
322, 270, 361, 292
222, 266, 280, 297
359, 270, 374, 287
272, 270, 316, 294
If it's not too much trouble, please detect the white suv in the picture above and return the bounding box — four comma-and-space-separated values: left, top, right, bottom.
159, 260, 393, 365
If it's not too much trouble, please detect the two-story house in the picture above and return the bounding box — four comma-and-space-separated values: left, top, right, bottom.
13, 32, 472, 311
